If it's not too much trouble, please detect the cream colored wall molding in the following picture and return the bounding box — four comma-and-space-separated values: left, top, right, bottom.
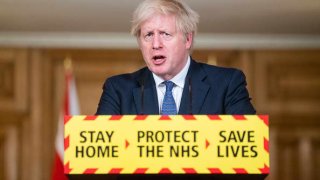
0, 32, 320, 49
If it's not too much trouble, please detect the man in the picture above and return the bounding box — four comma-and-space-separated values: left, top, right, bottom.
96, 0, 255, 115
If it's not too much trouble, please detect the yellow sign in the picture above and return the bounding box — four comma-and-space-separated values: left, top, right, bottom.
64, 115, 269, 174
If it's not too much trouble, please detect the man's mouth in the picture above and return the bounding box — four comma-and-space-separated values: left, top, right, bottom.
152, 55, 166, 65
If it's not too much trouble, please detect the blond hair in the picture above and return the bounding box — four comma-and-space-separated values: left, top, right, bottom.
131, 0, 199, 39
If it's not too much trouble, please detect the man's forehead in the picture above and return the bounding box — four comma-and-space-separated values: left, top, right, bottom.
140, 15, 177, 31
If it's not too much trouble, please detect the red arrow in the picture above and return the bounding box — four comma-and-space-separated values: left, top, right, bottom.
205, 139, 210, 149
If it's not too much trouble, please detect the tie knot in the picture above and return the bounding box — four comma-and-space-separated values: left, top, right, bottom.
164, 81, 174, 91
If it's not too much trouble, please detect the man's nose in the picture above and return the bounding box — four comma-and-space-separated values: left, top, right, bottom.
152, 34, 163, 49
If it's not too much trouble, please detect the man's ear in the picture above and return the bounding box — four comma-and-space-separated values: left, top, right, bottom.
185, 33, 193, 49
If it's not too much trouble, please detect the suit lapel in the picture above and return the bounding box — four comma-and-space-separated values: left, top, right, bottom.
179, 60, 210, 114
133, 70, 159, 115
133, 60, 210, 115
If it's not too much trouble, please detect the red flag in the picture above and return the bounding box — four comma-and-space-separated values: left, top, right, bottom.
52, 59, 80, 180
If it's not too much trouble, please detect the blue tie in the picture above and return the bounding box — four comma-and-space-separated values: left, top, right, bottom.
161, 81, 177, 115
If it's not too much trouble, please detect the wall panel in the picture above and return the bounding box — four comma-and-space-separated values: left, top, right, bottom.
0, 48, 319, 180
0, 49, 28, 113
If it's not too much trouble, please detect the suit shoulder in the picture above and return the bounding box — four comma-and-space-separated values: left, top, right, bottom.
197, 61, 243, 77
191, 61, 246, 87
104, 67, 149, 87
107, 67, 148, 81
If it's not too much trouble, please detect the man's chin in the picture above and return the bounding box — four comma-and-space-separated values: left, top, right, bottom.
152, 70, 167, 78
149, 67, 166, 75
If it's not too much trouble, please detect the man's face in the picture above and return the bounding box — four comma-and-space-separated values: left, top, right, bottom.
138, 14, 192, 80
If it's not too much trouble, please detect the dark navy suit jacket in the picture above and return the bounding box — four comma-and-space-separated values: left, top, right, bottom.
96, 59, 255, 115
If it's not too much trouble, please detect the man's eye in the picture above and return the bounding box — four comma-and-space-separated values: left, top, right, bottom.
145, 33, 153, 37
142, 33, 153, 41
143, 33, 153, 41
161, 32, 172, 40
161, 32, 170, 36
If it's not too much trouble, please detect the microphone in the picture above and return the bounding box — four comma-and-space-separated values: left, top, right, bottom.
188, 76, 193, 115
139, 75, 145, 115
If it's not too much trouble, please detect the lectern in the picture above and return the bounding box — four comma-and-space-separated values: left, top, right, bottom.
64, 115, 269, 179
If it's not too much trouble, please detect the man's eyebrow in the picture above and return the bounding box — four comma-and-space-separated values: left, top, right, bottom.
142, 29, 153, 33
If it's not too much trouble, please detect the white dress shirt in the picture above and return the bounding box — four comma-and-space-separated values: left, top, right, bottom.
152, 56, 191, 113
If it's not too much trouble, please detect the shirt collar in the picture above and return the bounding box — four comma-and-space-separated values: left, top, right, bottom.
153, 56, 191, 88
